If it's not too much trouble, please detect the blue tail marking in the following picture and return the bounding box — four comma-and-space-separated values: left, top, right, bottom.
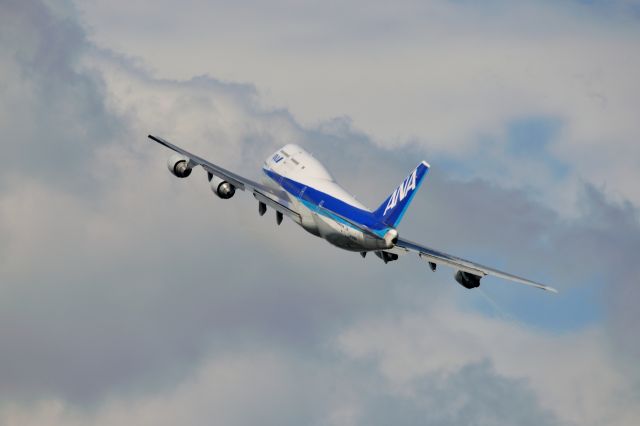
373, 161, 430, 228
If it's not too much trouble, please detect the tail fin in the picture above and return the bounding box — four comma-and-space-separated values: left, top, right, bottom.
373, 161, 430, 227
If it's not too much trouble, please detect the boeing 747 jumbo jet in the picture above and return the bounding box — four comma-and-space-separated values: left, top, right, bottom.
148, 135, 557, 293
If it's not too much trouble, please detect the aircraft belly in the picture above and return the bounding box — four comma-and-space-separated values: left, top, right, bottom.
280, 185, 390, 252
312, 213, 385, 252
291, 199, 321, 237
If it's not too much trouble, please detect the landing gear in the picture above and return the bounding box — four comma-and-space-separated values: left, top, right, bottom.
375, 251, 398, 264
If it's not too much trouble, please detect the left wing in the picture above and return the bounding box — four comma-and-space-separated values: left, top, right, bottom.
396, 237, 558, 293
148, 134, 301, 222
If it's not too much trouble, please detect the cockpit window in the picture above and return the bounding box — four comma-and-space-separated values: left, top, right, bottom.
291, 158, 299, 165
280, 150, 290, 157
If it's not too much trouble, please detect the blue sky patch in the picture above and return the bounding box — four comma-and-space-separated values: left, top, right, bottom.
461, 276, 603, 333
506, 116, 569, 180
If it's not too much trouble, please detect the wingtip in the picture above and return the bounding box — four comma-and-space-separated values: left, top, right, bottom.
544, 286, 559, 294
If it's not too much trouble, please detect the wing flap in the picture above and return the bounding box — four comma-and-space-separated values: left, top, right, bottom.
418, 252, 485, 276
253, 190, 301, 221
397, 237, 557, 293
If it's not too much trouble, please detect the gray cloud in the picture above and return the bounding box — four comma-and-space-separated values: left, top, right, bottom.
0, 0, 122, 193
359, 361, 562, 426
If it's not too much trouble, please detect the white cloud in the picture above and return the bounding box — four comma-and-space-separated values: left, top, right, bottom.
77, 0, 640, 209
0, 351, 325, 426
338, 303, 637, 425
4, 303, 638, 426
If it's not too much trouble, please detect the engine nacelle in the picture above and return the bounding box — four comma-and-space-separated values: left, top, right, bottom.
167, 154, 192, 178
454, 270, 482, 289
210, 175, 236, 199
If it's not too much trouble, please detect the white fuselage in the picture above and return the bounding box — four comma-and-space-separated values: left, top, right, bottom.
262, 144, 395, 252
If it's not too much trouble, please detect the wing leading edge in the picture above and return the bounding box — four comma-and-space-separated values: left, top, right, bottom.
148, 134, 300, 222
396, 237, 558, 293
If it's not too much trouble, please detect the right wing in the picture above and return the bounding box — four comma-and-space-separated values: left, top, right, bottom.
148, 134, 301, 222
396, 237, 558, 293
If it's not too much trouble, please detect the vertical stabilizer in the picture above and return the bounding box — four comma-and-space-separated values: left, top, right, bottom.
373, 161, 430, 227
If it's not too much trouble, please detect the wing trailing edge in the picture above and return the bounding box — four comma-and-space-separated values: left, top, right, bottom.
397, 237, 558, 293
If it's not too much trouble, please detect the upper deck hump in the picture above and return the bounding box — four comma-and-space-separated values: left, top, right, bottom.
265, 144, 369, 211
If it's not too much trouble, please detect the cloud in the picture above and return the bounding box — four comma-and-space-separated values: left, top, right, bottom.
338, 302, 637, 425
0, 349, 566, 426
0, 0, 122, 193
76, 0, 640, 209
1, 1, 639, 425
357, 360, 562, 426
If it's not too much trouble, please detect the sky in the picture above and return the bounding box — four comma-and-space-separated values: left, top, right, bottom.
0, 0, 639, 425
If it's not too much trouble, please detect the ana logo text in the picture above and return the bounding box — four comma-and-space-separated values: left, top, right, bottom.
272, 153, 284, 163
383, 169, 418, 216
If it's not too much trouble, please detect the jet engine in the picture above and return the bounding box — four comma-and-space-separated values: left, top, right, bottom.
454, 270, 482, 289
167, 154, 192, 178
210, 175, 236, 199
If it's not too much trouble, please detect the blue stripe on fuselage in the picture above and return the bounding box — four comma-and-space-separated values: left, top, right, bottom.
263, 168, 390, 235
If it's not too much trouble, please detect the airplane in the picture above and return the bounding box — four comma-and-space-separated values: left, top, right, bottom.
148, 134, 557, 293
